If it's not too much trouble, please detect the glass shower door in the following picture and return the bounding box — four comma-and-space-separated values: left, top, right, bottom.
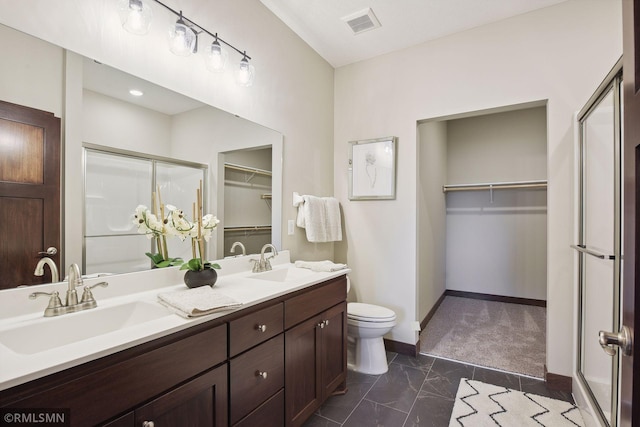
575, 69, 622, 426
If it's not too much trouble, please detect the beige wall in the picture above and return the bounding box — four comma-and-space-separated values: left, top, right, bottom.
417, 121, 448, 326
335, 0, 622, 375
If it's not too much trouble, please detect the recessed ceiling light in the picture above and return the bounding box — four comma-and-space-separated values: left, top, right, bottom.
129, 89, 144, 96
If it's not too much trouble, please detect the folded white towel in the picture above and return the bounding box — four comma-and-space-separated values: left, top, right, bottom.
294, 260, 348, 272
158, 286, 242, 318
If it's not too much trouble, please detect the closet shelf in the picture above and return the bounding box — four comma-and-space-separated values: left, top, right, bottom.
442, 180, 547, 193
224, 162, 272, 177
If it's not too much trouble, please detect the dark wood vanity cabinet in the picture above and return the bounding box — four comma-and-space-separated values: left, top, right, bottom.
0, 274, 347, 427
284, 278, 348, 427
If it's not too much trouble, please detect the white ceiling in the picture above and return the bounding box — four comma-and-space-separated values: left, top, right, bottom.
259, 0, 569, 68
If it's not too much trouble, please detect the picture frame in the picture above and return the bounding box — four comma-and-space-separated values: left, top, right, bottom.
348, 136, 397, 200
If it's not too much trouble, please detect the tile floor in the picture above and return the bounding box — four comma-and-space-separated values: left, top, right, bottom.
303, 352, 574, 427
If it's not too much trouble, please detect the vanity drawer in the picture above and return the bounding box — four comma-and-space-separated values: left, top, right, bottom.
233, 389, 284, 427
229, 302, 283, 357
285, 276, 347, 328
230, 334, 284, 424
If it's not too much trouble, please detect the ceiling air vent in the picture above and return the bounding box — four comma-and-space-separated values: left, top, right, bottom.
342, 8, 381, 35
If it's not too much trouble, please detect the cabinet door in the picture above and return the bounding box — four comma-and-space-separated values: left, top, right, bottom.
285, 314, 323, 427
320, 302, 347, 399
135, 364, 228, 427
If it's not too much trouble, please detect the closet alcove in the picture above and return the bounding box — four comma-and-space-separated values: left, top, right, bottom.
222, 147, 273, 257
417, 102, 548, 375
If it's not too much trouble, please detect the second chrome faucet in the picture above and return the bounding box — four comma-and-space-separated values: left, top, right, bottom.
251, 244, 279, 273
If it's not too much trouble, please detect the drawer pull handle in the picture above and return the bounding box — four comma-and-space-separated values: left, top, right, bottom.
324, 319, 330, 327
256, 324, 267, 332
256, 370, 268, 379
142, 422, 155, 427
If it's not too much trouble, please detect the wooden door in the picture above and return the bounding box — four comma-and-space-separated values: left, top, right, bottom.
320, 302, 347, 399
621, 1, 639, 426
0, 100, 60, 289
135, 365, 228, 427
285, 314, 322, 427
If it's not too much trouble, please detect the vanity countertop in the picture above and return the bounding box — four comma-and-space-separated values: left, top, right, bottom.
0, 251, 350, 391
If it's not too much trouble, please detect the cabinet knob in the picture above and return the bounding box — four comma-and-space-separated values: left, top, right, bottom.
256, 324, 267, 332
317, 321, 325, 329
256, 370, 268, 379
324, 319, 330, 327
142, 422, 155, 427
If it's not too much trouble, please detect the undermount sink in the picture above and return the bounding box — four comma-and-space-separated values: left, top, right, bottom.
250, 267, 315, 283
0, 301, 172, 355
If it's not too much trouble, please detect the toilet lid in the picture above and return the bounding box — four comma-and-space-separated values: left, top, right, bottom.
348, 302, 396, 321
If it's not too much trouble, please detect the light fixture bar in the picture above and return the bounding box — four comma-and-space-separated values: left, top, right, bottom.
151, 0, 251, 60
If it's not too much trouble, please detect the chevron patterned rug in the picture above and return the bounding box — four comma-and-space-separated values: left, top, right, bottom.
449, 379, 584, 427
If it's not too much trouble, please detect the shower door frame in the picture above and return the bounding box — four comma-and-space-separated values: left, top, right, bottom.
575, 59, 623, 427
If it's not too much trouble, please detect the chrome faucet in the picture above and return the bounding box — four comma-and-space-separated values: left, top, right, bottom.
230, 241, 246, 256
251, 244, 279, 273
29, 263, 108, 317
34, 257, 59, 283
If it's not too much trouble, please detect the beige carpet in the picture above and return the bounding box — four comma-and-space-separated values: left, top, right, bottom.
420, 296, 546, 378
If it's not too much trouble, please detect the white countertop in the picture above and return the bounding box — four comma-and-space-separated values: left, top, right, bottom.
0, 251, 350, 391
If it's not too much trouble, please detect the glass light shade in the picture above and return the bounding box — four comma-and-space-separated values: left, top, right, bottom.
118, 0, 152, 35
236, 57, 255, 87
169, 20, 196, 56
205, 41, 228, 72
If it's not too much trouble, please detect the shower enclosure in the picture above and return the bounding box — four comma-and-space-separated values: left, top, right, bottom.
574, 59, 623, 427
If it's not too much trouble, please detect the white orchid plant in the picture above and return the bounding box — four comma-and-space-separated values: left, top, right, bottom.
132, 184, 220, 272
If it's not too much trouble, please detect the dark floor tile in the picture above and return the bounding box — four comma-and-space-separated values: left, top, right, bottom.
343, 399, 408, 427
386, 351, 398, 364
472, 366, 521, 390
392, 354, 435, 372
302, 414, 342, 427
403, 391, 455, 427
520, 376, 575, 404
421, 358, 474, 399
366, 363, 427, 413
316, 371, 378, 423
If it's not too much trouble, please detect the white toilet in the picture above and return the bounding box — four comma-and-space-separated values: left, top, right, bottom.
346, 278, 397, 375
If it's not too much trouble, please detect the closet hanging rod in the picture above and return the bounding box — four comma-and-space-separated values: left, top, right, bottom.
224, 162, 272, 177
224, 225, 272, 232
442, 180, 547, 193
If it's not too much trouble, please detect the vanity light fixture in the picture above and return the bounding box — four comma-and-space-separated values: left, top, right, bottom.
118, 0, 153, 35
236, 52, 255, 87
119, 0, 255, 86
205, 34, 228, 72
168, 11, 197, 56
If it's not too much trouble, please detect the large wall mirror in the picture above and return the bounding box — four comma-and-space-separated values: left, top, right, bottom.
0, 23, 283, 288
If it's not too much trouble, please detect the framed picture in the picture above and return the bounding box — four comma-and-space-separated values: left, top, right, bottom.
348, 136, 397, 200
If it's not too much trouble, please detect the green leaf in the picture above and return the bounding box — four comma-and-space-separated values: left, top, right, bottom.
156, 260, 172, 268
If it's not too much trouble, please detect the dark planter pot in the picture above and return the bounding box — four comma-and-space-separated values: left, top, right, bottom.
183, 269, 218, 288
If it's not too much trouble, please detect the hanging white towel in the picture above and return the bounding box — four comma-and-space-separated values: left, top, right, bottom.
324, 197, 342, 242
294, 260, 348, 272
158, 286, 242, 318
294, 193, 343, 243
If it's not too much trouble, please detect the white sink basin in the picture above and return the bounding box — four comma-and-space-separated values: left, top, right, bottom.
249, 267, 316, 283
0, 301, 172, 355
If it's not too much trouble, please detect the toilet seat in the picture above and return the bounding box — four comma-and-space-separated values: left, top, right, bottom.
347, 302, 396, 322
